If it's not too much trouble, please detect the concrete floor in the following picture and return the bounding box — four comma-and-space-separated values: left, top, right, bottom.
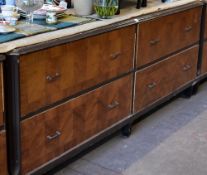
55, 82, 207, 175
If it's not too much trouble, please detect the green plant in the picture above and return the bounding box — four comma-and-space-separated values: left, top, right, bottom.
94, 0, 118, 18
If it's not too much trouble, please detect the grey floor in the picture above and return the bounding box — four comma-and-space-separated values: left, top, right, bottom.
56, 82, 207, 175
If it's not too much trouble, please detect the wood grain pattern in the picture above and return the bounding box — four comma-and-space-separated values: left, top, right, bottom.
137, 7, 201, 67
21, 75, 132, 174
201, 42, 207, 74
134, 45, 198, 112
19, 26, 135, 116
0, 64, 4, 127
0, 131, 7, 175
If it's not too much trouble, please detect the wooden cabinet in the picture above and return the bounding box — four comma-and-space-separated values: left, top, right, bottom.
19, 26, 135, 116
2, 4, 202, 175
0, 64, 4, 127
21, 75, 132, 174
137, 7, 201, 67
0, 131, 7, 175
134, 45, 198, 112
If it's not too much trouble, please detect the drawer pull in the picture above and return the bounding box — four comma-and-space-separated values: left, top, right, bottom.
107, 101, 119, 109
110, 52, 121, 60
46, 73, 61, 82
150, 39, 160, 46
183, 65, 192, 72
47, 131, 61, 140
147, 82, 157, 89
184, 26, 193, 32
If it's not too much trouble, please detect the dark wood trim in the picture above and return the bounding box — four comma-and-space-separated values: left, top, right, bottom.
4, 54, 21, 175
198, 4, 206, 76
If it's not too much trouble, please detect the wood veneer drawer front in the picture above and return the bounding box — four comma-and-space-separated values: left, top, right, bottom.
134, 46, 198, 112
19, 25, 135, 116
0, 131, 7, 175
0, 64, 3, 127
137, 7, 201, 67
201, 42, 207, 74
21, 75, 132, 174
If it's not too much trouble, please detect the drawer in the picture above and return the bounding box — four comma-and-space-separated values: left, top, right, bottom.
0, 131, 7, 175
137, 7, 201, 67
134, 46, 198, 112
21, 75, 132, 174
201, 42, 207, 74
0, 64, 3, 127
19, 25, 135, 116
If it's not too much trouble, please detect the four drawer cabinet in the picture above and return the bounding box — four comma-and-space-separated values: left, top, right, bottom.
1, 4, 204, 175
0, 131, 7, 175
21, 75, 132, 174
19, 26, 135, 116
137, 7, 201, 67
134, 46, 198, 112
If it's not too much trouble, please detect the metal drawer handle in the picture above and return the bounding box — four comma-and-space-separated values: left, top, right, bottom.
150, 39, 160, 46
183, 64, 192, 71
107, 101, 120, 109
147, 82, 157, 89
47, 131, 61, 140
110, 52, 121, 60
184, 26, 193, 32
46, 72, 61, 82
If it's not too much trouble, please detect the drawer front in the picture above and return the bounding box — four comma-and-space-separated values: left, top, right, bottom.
137, 7, 201, 67
134, 46, 198, 112
0, 131, 7, 175
0, 64, 3, 127
201, 42, 207, 74
19, 25, 135, 116
21, 75, 132, 174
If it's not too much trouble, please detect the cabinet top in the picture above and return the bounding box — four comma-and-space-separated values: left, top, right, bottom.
2, 0, 202, 55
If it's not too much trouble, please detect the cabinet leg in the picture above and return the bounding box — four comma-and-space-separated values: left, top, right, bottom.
121, 124, 132, 137
181, 84, 199, 98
